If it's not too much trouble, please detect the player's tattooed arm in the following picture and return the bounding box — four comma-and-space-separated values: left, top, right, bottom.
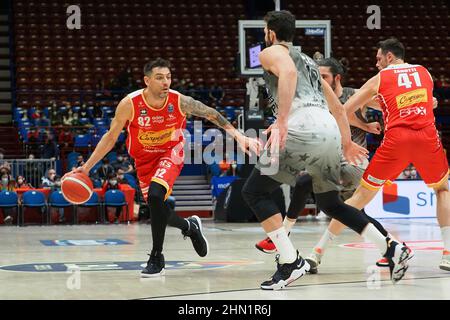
180, 94, 234, 134
179, 94, 262, 156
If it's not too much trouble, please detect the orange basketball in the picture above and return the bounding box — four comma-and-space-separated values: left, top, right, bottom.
61, 172, 93, 204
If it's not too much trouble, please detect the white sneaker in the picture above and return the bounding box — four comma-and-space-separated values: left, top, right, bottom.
305, 249, 323, 274
316, 211, 328, 220
439, 252, 450, 271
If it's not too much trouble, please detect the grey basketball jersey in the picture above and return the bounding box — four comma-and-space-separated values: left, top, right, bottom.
340, 87, 368, 149
263, 44, 329, 130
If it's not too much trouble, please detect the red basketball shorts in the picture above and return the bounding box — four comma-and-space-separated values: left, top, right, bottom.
361, 126, 449, 190
136, 150, 184, 202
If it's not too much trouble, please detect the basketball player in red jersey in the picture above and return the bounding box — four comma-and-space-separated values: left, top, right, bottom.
73, 58, 262, 277
314, 38, 450, 272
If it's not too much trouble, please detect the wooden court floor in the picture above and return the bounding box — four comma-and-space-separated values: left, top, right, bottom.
0, 218, 449, 300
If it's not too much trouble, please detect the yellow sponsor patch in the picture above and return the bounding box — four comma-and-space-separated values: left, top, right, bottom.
138, 127, 175, 147
396, 89, 428, 109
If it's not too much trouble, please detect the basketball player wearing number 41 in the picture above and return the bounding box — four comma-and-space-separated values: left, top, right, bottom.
66, 58, 262, 277
306, 38, 450, 273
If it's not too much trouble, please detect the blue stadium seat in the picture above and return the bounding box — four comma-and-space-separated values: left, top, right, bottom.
48, 190, 74, 224
74, 134, 92, 147
0, 191, 19, 225
79, 117, 90, 125
20, 190, 49, 225
75, 192, 102, 224
104, 190, 129, 223
123, 173, 137, 189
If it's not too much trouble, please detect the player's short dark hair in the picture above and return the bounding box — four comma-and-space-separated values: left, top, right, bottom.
377, 38, 405, 60
264, 10, 296, 42
317, 58, 346, 78
143, 58, 171, 76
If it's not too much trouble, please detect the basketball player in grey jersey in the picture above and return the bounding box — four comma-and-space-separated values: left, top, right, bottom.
242, 10, 410, 290
254, 58, 389, 262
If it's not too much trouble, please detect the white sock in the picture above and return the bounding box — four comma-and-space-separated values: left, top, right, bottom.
441, 226, 450, 253
314, 228, 336, 254
283, 217, 296, 234
361, 223, 388, 256
267, 227, 297, 264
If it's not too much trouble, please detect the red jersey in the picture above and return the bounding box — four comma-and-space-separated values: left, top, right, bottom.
377, 64, 435, 131
126, 89, 186, 168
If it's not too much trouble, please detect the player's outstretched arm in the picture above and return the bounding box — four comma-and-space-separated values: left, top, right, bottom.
180, 95, 262, 156
80, 97, 132, 174
321, 78, 368, 164
344, 75, 379, 117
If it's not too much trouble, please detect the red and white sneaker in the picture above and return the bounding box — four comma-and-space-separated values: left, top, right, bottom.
376, 245, 414, 267
439, 250, 450, 271
255, 237, 277, 254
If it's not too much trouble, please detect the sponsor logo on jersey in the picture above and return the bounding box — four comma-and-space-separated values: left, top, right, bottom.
138, 127, 175, 147
140, 109, 147, 116
168, 103, 174, 113
151, 115, 165, 124
396, 88, 428, 109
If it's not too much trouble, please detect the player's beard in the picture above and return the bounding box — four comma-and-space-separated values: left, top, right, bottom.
331, 79, 337, 91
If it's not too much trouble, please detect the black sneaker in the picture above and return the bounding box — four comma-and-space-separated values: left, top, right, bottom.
383, 238, 411, 284
260, 251, 310, 290
182, 215, 209, 257
141, 252, 165, 277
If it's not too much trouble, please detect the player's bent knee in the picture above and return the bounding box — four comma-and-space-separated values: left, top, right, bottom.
147, 182, 167, 204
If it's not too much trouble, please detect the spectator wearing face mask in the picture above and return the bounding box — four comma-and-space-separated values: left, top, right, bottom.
51, 175, 65, 223
102, 173, 123, 224
116, 168, 130, 185
14, 175, 32, 189
97, 158, 115, 184
111, 154, 131, 171
0, 173, 15, 224
41, 168, 57, 188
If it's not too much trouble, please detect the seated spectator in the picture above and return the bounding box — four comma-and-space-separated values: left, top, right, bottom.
62, 109, 75, 126
14, 175, 32, 189
96, 158, 115, 184
398, 164, 420, 180
37, 114, 51, 127
116, 168, 129, 185
102, 173, 123, 224
0, 173, 16, 224
71, 112, 81, 126
111, 154, 131, 171
76, 154, 85, 167
23, 153, 42, 188
209, 83, 225, 105
41, 168, 57, 189
434, 74, 450, 100
41, 134, 59, 160
58, 130, 73, 148
51, 175, 65, 223
30, 107, 42, 121
92, 102, 103, 118
77, 103, 89, 119
49, 102, 63, 126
